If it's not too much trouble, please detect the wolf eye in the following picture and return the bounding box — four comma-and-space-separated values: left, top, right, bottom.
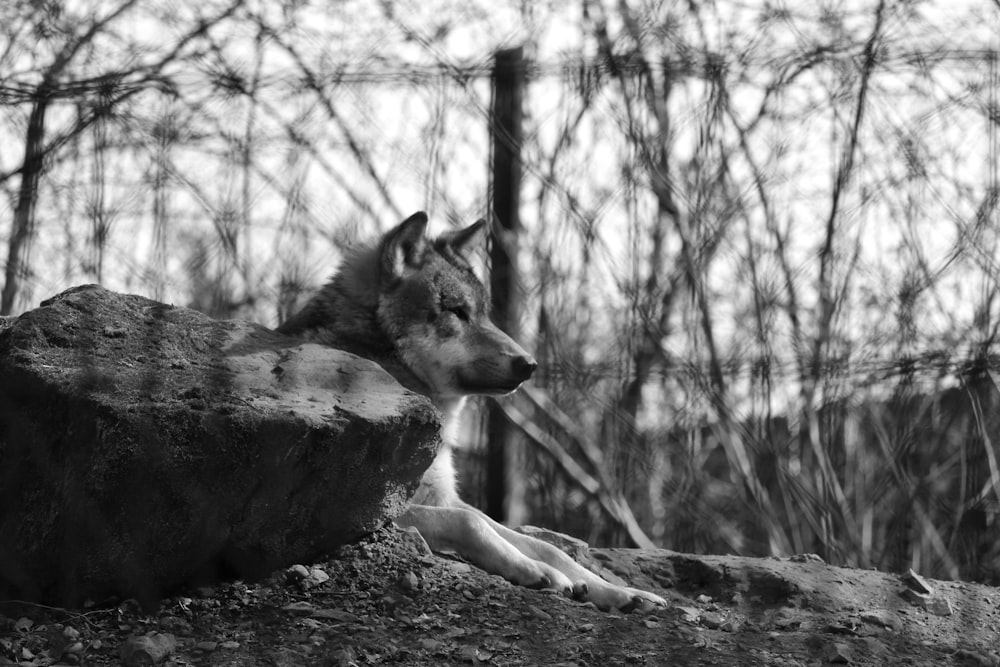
448, 306, 469, 322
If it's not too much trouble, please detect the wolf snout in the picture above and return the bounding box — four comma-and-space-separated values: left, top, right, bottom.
511, 355, 538, 382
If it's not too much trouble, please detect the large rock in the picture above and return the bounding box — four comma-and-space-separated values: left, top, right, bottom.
0, 285, 440, 606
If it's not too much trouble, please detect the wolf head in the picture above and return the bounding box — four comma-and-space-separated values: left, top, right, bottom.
331, 212, 536, 401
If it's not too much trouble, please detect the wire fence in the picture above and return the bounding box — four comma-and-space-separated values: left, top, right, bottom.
2, 0, 1000, 583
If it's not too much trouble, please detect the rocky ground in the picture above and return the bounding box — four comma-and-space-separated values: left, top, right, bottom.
2, 526, 999, 667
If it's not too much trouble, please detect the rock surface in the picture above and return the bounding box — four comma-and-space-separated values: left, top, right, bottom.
0, 285, 440, 606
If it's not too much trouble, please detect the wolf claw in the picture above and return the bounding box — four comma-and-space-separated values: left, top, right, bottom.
626, 593, 666, 613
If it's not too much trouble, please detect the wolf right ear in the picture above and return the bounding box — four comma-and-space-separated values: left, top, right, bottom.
439, 219, 488, 261
380, 212, 429, 282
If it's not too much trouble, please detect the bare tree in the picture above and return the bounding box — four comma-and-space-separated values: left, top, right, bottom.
1, 0, 243, 314
2, 0, 142, 314
2, 0, 998, 580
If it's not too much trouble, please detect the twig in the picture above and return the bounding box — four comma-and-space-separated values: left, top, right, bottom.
498, 392, 656, 550
0, 600, 109, 631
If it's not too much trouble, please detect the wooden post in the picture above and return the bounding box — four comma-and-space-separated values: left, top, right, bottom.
486, 47, 525, 523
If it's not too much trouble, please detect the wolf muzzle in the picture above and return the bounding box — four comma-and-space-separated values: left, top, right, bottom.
511, 354, 538, 383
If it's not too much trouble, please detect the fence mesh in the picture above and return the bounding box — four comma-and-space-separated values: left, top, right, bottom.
2, 0, 1000, 582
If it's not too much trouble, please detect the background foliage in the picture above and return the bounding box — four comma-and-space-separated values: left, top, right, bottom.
3, 0, 1000, 582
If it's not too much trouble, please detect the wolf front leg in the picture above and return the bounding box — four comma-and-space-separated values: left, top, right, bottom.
397, 503, 666, 612
475, 513, 668, 612
396, 504, 575, 593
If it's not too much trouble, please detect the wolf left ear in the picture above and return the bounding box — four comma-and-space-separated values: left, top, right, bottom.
439, 219, 487, 261
381, 212, 429, 282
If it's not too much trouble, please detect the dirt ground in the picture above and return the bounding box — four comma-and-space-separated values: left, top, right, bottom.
2, 526, 999, 667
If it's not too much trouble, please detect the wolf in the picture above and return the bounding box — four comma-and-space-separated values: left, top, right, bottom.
278, 211, 666, 612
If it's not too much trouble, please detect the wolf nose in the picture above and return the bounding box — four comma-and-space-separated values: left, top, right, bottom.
512, 355, 538, 381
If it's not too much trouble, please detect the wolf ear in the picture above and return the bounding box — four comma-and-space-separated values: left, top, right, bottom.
381, 211, 429, 282
439, 219, 488, 261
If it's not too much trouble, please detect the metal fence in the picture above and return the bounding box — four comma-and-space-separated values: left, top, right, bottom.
2, 0, 1000, 581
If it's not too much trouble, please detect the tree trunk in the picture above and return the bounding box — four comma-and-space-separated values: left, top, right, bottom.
2, 94, 50, 315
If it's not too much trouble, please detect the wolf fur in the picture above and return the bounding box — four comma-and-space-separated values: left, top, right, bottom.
278, 212, 666, 612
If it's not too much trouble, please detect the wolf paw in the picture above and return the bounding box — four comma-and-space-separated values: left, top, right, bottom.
513, 563, 573, 595
580, 580, 667, 613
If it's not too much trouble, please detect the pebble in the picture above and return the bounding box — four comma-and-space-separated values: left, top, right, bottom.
790, 553, 825, 564
400, 571, 420, 592
826, 641, 852, 663
859, 610, 901, 631
281, 601, 316, 614
47, 625, 83, 659
700, 611, 723, 629
120, 633, 178, 666
773, 608, 800, 630
420, 638, 444, 652
676, 606, 701, 623
900, 588, 954, 616
954, 648, 998, 666
925, 596, 953, 616
301, 567, 330, 590
902, 568, 934, 595
526, 605, 552, 621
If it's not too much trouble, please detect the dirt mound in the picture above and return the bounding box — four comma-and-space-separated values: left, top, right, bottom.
3, 527, 997, 666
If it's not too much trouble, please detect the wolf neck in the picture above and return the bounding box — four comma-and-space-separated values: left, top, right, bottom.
333, 313, 469, 442
435, 396, 467, 442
